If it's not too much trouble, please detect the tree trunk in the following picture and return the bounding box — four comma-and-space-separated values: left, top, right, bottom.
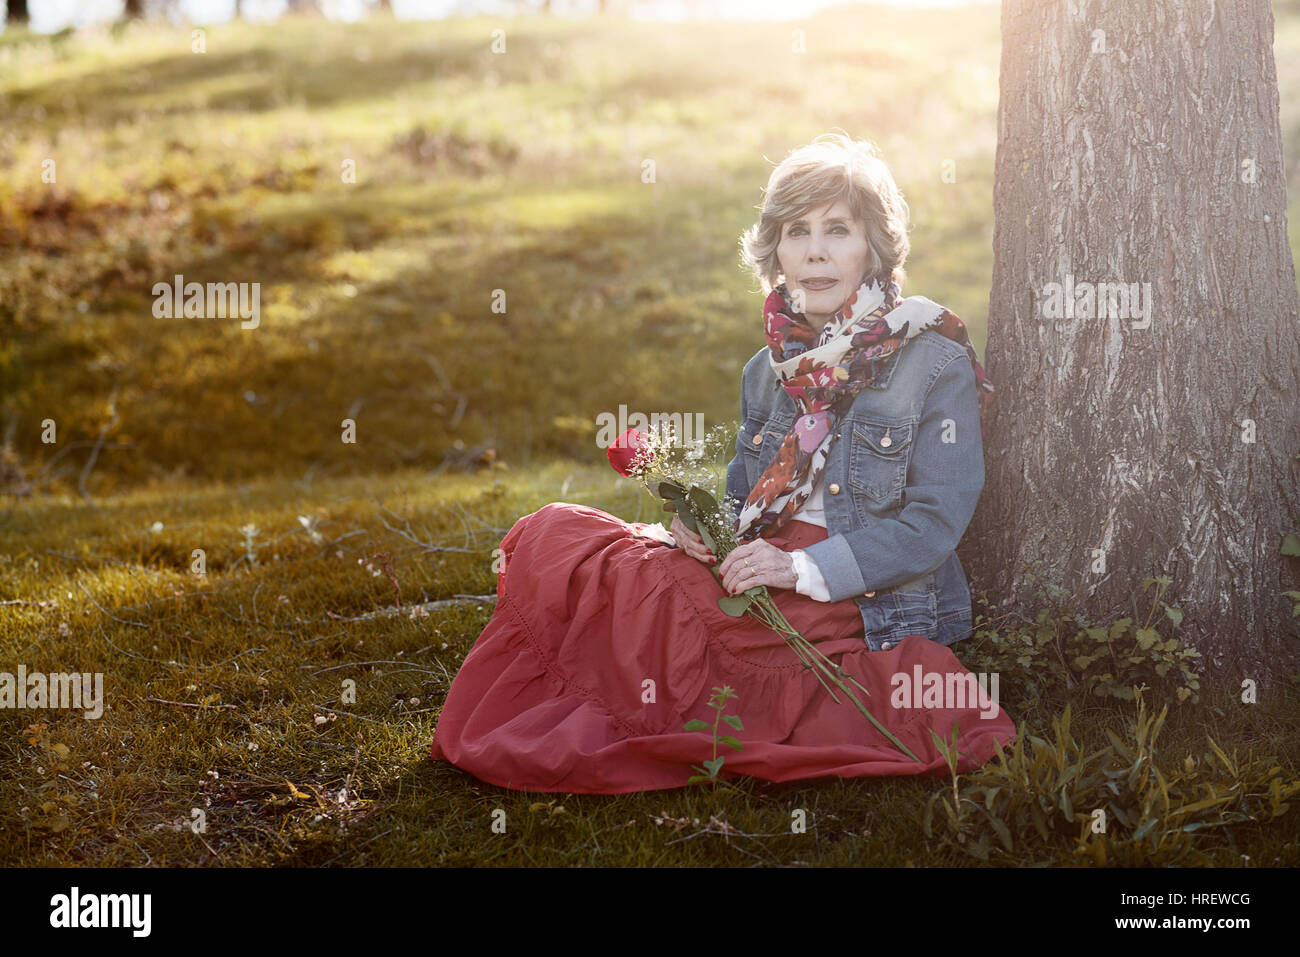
123, 0, 145, 17
962, 0, 1300, 682
8, 0, 30, 24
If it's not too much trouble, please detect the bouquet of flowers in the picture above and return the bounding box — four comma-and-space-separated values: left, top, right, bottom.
607, 424, 919, 762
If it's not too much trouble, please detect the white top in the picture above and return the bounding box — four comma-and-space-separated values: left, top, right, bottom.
786, 472, 832, 601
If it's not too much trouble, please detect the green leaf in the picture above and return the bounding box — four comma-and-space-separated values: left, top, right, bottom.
702, 756, 725, 776
718, 736, 744, 751
721, 714, 743, 730
1135, 628, 1160, 651
922, 794, 937, 836
1108, 618, 1133, 639
658, 485, 697, 532
682, 719, 711, 732
681, 487, 721, 550
1162, 603, 1183, 628
717, 594, 752, 617
927, 727, 952, 762
1132, 817, 1159, 842
686, 484, 722, 518
656, 480, 687, 500
988, 814, 1013, 852
686, 774, 711, 785
694, 522, 716, 553
1281, 533, 1300, 557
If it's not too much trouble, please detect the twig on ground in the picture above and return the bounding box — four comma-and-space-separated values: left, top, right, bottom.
78, 580, 148, 628
312, 705, 388, 725
144, 697, 238, 711
320, 593, 495, 624
309, 659, 441, 676
375, 502, 480, 555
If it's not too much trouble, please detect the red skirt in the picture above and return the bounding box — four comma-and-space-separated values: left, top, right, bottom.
430, 502, 1016, 793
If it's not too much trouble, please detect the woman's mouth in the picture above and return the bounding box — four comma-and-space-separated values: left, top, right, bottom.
801, 278, 837, 290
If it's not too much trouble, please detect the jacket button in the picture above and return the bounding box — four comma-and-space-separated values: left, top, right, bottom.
828, 482, 840, 494
753, 433, 763, 445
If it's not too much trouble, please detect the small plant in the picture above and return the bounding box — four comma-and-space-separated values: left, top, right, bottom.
683, 685, 743, 787
297, 513, 325, 545
22, 723, 76, 835
927, 719, 963, 828
967, 574, 1200, 706
528, 799, 568, 827
923, 691, 1300, 865
239, 523, 262, 569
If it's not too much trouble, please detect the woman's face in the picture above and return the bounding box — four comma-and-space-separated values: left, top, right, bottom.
775, 199, 872, 326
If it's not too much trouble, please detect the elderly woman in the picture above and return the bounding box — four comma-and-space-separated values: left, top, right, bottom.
676, 132, 993, 653
431, 133, 1010, 794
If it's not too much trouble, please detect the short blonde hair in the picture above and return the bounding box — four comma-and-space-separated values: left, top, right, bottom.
739, 131, 910, 295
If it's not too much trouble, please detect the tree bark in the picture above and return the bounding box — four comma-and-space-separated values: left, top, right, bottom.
8, 0, 30, 24
962, 0, 1300, 682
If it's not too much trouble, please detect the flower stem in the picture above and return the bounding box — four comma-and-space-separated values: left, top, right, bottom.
749, 589, 920, 763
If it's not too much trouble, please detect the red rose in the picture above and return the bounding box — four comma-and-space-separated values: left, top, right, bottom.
606, 428, 652, 477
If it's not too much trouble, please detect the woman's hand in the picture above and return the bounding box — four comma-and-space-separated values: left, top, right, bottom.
717, 539, 797, 594
670, 513, 715, 564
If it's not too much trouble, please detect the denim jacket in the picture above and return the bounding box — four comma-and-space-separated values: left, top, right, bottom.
724, 330, 985, 651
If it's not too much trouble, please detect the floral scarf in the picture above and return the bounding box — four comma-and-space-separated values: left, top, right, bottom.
734, 275, 994, 542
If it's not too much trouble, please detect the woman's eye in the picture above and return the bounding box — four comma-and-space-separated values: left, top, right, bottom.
787, 226, 848, 236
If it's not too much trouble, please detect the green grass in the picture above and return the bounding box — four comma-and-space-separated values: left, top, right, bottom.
1, 7, 1299, 866
1, 464, 1297, 866
0, 6, 1006, 491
